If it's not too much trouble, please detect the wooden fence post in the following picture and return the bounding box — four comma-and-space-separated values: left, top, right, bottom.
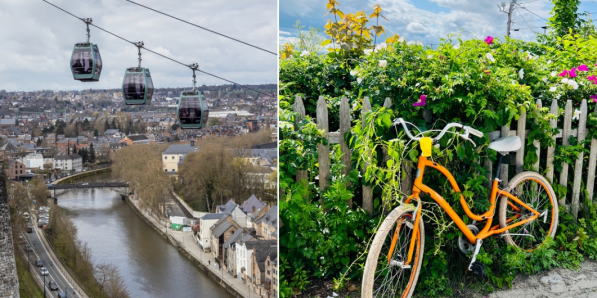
559, 100, 572, 207
532, 99, 542, 171
362, 97, 373, 215
516, 108, 527, 174
546, 99, 558, 182
316, 96, 330, 196
294, 95, 308, 183
340, 96, 353, 208
500, 125, 510, 184
587, 104, 597, 203
571, 99, 588, 218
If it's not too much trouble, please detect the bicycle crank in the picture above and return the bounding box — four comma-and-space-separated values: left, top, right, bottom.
458, 225, 479, 254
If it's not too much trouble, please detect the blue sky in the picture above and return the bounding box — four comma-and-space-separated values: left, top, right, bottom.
280, 0, 597, 48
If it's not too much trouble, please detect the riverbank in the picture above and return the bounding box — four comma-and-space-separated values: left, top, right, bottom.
125, 193, 251, 298
55, 167, 111, 184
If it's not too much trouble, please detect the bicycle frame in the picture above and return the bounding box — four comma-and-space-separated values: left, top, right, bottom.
391, 154, 541, 266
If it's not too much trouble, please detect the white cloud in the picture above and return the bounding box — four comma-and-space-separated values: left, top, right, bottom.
406, 22, 428, 33
0, 0, 277, 91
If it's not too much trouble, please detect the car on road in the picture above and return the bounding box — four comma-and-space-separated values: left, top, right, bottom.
36, 259, 43, 267
49, 280, 58, 290
58, 292, 67, 298
47, 184, 54, 188
25, 245, 33, 252
40, 267, 49, 276
81, 182, 89, 186
26, 225, 33, 233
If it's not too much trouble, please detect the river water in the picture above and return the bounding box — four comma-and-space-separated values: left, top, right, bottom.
56, 173, 233, 298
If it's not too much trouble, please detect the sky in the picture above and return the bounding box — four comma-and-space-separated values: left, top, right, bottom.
0, 0, 277, 92
280, 0, 597, 50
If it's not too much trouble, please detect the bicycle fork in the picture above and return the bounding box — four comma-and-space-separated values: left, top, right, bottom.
387, 199, 422, 268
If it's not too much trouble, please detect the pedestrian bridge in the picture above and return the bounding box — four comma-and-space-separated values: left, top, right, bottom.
49, 182, 129, 198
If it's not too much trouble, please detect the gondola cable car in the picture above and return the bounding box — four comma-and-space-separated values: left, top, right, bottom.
122, 41, 154, 105
177, 63, 209, 129
70, 18, 102, 82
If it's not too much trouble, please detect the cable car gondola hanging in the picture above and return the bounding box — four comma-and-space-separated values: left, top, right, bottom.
122, 42, 154, 105
177, 63, 209, 129
70, 18, 102, 82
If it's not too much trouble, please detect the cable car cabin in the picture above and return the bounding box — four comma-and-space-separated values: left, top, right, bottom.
122, 67, 154, 105
70, 43, 102, 82
177, 91, 209, 129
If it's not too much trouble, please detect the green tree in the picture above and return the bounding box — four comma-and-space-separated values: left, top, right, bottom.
171, 123, 180, 131
89, 143, 96, 163
94, 129, 99, 137
549, 0, 581, 37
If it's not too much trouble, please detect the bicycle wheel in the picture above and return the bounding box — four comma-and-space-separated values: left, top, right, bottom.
498, 171, 558, 250
362, 205, 424, 298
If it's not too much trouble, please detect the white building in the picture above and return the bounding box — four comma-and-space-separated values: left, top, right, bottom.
54, 154, 83, 172
162, 142, 198, 174
198, 213, 227, 252
23, 153, 44, 169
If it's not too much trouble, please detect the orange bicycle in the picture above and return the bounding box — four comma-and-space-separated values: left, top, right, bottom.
361, 118, 558, 298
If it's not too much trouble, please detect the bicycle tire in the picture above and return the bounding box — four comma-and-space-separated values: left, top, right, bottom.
361, 205, 424, 298
498, 171, 558, 250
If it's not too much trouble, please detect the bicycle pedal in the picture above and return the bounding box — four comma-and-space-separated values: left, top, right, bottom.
470, 262, 485, 279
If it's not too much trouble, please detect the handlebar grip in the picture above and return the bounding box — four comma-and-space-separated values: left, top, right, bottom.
467, 127, 484, 138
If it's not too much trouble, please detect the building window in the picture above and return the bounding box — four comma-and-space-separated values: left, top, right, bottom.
165, 169, 167, 172
164, 156, 167, 159
171, 156, 174, 159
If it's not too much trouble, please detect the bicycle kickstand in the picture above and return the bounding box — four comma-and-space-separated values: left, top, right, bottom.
468, 239, 485, 279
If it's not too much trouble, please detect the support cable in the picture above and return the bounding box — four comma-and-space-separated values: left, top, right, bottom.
42, 0, 271, 96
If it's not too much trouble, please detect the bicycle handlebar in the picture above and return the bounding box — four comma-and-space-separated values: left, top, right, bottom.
392, 118, 484, 145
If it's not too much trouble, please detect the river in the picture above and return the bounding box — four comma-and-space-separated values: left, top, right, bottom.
56, 173, 233, 298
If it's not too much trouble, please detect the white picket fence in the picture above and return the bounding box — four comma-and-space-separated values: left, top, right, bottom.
293, 95, 597, 219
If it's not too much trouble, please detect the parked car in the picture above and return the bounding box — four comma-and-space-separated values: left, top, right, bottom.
25, 245, 33, 252
26, 225, 33, 233
48, 280, 58, 290
40, 267, 49, 276
81, 182, 89, 186
58, 292, 67, 298
36, 259, 43, 267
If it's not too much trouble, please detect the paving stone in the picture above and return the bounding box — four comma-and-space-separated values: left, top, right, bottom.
550, 283, 567, 293
541, 272, 564, 285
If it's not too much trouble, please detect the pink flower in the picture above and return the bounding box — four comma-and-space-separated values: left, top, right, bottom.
578, 64, 589, 71
559, 70, 569, 77
413, 94, 426, 107
569, 67, 578, 77
484, 36, 493, 45
588, 75, 597, 84
591, 95, 597, 103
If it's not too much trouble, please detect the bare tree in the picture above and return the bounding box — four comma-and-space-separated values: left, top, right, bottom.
95, 263, 130, 298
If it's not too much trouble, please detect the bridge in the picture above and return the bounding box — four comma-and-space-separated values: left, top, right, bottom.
50, 182, 130, 199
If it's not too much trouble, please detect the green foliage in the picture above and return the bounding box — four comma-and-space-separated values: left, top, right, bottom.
549, 0, 581, 37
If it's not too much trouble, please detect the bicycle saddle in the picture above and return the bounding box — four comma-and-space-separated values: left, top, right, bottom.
488, 135, 521, 155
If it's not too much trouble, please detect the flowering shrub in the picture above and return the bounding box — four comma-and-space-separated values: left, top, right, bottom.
280, 2, 597, 297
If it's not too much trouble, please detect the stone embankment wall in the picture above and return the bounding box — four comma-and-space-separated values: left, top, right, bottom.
0, 171, 19, 297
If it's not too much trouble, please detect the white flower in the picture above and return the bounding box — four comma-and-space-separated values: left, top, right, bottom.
519, 68, 525, 80
568, 79, 579, 89
357, 77, 362, 84
350, 69, 358, 76
415, 82, 421, 87
547, 60, 552, 64
364, 49, 373, 56
416, 41, 423, 46
457, 98, 462, 102
573, 108, 582, 120
486, 52, 495, 62
453, 44, 460, 50
300, 50, 310, 57
375, 43, 387, 51
378, 60, 388, 68
542, 77, 548, 83
551, 71, 557, 77
512, 80, 517, 85
561, 78, 569, 84
549, 86, 557, 92
427, 54, 434, 59
399, 37, 406, 42
375, 90, 380, 94
407, 41, 416, 46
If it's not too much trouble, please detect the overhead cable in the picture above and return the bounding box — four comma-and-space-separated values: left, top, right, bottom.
123, 0, 277, 56
42, 0, 271, 96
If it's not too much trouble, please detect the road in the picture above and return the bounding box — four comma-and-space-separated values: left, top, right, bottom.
25, 216, 80, 298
